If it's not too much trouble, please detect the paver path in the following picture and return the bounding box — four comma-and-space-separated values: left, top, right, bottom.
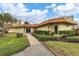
13, 34, 54, 56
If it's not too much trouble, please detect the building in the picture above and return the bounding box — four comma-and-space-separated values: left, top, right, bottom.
74, 21, 79, 35
8, 16, 76, 34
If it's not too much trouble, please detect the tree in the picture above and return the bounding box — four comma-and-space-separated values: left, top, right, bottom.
0, 14, 3, 27
0, 13, 17, 33
24, 21, 30, 24
2, 13, 13, 32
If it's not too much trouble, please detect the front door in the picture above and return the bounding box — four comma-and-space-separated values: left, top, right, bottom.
54, 25, 58, 34
26, 28, 31, 33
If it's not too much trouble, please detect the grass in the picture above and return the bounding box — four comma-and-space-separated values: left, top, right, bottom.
0, 34, 29, 56
44, 41, 79, 56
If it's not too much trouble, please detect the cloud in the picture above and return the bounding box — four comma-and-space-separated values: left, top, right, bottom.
53, 3, 79, 17
1, 3, 79, 24
0, 3, 48, 24
25, 9, 48, 23
46, 3, 56, 9
0, 3, 29, 18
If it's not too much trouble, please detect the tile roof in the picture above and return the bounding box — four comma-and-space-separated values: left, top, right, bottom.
40, 17, 76, 25
10, 16, 77, 28
9, 24, 38, 28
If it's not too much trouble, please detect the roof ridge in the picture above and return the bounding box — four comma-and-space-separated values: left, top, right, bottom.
40, 17, 65, 24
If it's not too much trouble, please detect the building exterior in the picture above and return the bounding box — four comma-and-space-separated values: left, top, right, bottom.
8, 16, 76, 34
74, 21, 79, 35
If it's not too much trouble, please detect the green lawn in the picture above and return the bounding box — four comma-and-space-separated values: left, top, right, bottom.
44, 41, 79, 56
0, 34, 29, 56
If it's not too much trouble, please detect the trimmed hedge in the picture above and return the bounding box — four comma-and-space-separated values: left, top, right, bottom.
34, 30, 75, 36
32, 33, 59, 41
59, 30, 75, 35
32, 33, 79, 42
34, 30, 54, 35
65, 36, 79, 41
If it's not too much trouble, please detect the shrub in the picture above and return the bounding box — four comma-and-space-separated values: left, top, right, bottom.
34, 30, 49, 35
0, 29, 4, 37
16, 33, 23, 38
59, 30, 75, 35
51, 32, 54, 35
4, 30, 8, 34
65, 36, 79, 41
0, 32, 4, 37
34, 30, 54, 35
32, 33, 58, 41
0, 29, 3, 32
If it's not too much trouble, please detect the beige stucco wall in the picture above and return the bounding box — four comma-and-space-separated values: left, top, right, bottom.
31, 28, 35, 33
36, 25, 50, 31
36, 24, 74, 32
8, 24, 74, 33
8, 28, 24, 33
8, 27, 35, 33
58, 24, 73, 31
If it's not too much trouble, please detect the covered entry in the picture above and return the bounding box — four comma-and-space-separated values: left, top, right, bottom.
26, 28, 31, 33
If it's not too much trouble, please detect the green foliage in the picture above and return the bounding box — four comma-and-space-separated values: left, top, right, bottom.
0, 29, 3, 32
0, 29, 4, 37
16, 33, 23, 38
3, 13, 13, 22
59, 30, 75, 35
0, 34, 29, 56
0, 14, 3, 22
32, 33, 57, 41
0, 13, 17, 34
34, 30, 75, 36
34, 30, 54, 35
65, 36, 79, 41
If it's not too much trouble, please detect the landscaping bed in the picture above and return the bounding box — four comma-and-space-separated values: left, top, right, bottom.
65, 36, 79, 42
43, 41, 79, 56
32, 31, 79, 56
0, 34, 29, 56
32, 32, 79, 43
32, 33, 62, 41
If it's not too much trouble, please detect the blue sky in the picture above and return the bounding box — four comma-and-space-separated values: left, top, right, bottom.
0, 3, 79, 24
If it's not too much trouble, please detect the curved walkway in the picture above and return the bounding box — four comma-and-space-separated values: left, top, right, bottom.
13, 34, 54, 56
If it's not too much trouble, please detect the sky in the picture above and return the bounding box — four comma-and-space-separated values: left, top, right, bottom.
0, 3, 79, 24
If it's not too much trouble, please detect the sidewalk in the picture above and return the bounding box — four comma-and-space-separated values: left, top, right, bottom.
13, 34, 54, 56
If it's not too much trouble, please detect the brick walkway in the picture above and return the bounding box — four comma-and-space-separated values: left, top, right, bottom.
13, 34, 54, 56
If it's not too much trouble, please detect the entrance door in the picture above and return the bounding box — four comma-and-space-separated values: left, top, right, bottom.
26, 28, 31, 33
54, 25, 58, 34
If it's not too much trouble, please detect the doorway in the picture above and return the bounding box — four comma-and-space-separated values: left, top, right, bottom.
26, 28, 31, 33
54, 25, 58, 34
